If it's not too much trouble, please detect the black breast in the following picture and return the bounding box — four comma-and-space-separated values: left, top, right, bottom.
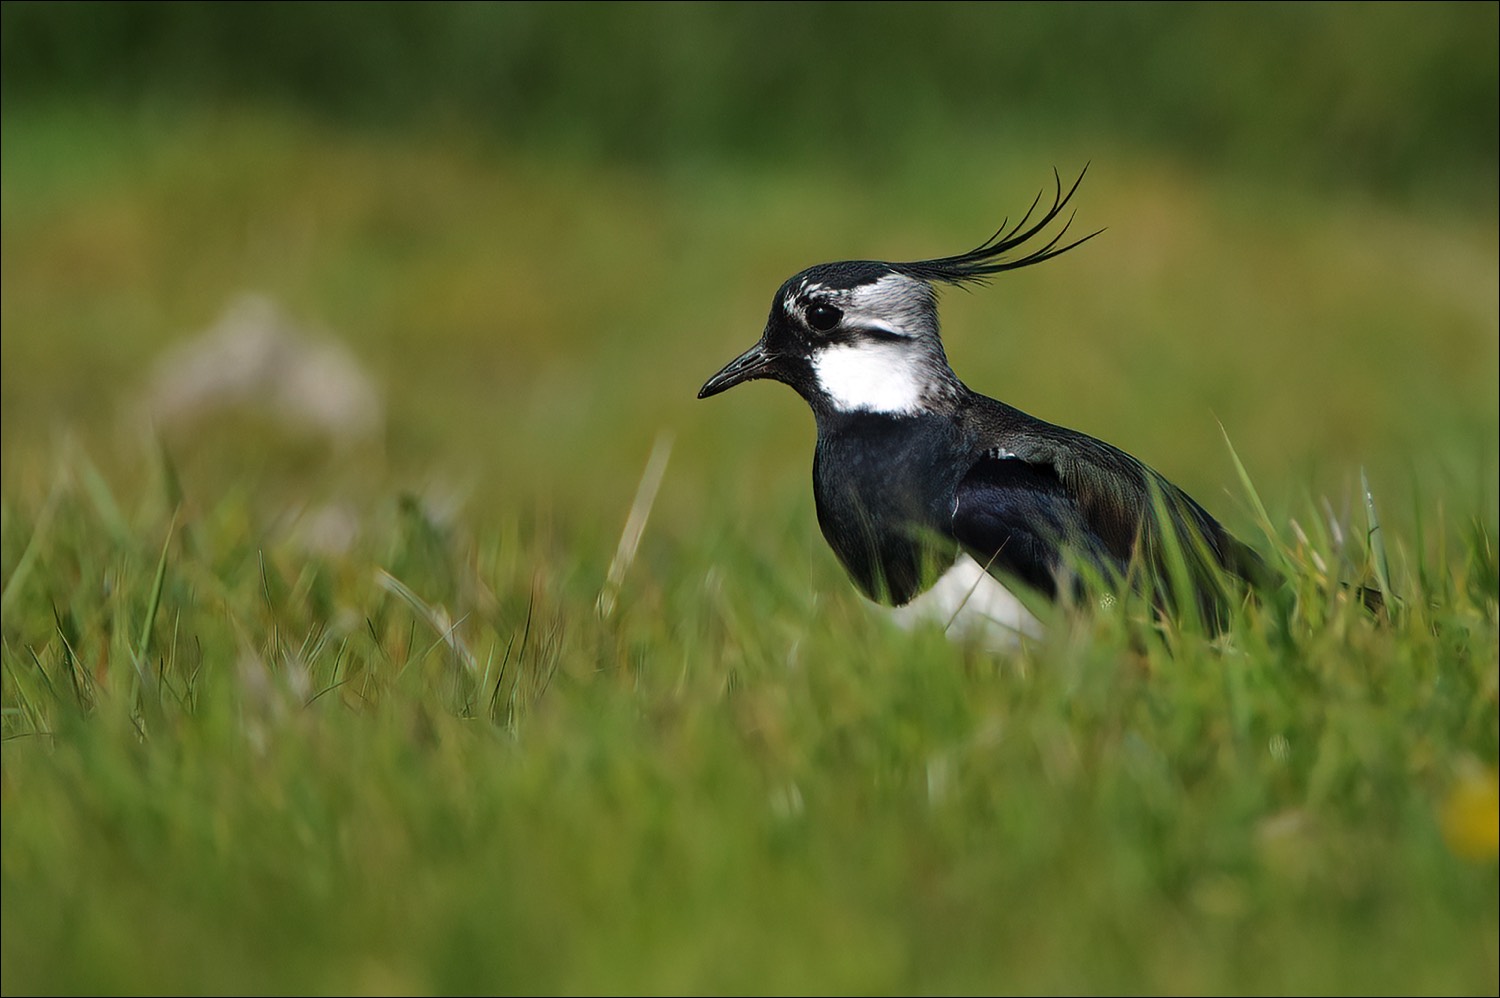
811, 412, 970, 605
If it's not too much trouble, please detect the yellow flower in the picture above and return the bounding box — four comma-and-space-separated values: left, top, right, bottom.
1441, 760, 1499, 862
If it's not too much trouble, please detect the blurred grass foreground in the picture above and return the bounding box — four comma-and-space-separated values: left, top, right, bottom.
2, 4, 1497, 994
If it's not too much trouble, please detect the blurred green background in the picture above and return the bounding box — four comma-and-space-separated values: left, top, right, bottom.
4, 1, 1497, 194
1, 4, 1497, 993
2, 1, 1496, 539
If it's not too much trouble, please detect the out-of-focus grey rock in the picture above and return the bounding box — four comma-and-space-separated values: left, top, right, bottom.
143, 293, 382, 445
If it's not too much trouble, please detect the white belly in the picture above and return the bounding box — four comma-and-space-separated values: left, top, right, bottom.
884, 553, 1043, 649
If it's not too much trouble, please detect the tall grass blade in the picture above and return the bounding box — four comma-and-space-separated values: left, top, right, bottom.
1362, 467, 1393, 609
72, 440, 131, 544
597, 430, 673, 619
1220, 422, 1290, 576
1, 481, 61, 617
375, 568, 478, 674
135, 512, 177, 665
1145, 477, 1203, 636
51, 603, 89, 708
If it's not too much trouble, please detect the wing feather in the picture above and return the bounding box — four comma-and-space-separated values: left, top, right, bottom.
951, 397, 1273, 622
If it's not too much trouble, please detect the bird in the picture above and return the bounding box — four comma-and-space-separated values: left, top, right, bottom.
697, 168, 1275, 640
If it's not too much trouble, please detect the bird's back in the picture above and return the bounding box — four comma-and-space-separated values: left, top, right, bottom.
953, 390, 1273, 624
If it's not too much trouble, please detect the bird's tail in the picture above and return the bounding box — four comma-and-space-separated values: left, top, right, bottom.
1223, 530, 1392, 618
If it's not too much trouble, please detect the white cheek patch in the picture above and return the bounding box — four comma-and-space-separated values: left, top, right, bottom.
812, 341, 926, 414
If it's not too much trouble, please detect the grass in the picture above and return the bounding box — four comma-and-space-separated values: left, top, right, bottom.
2, 106, 1497, 993
3, 444, 1496, 993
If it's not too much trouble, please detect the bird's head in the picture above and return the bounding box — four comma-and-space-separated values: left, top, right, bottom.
697, 168, 1100, 419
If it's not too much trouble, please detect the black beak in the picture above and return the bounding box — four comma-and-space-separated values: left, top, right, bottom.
698, 340, 777, 399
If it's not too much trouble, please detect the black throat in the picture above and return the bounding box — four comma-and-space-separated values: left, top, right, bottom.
811, 410, 972, 605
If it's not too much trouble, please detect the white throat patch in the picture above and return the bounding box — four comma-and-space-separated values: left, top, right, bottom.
811, 340, 926, 414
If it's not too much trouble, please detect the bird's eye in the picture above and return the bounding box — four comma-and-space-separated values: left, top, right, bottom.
805, 303, 843, 332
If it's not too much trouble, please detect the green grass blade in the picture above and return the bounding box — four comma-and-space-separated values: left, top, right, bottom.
135, 512, 177, 665
0, 482, 61, 617
1362, 467, 1394, 608
1220, 422, 1291, 576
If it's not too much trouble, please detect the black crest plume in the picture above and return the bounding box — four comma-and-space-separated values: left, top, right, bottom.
893, 166, 1102, 288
